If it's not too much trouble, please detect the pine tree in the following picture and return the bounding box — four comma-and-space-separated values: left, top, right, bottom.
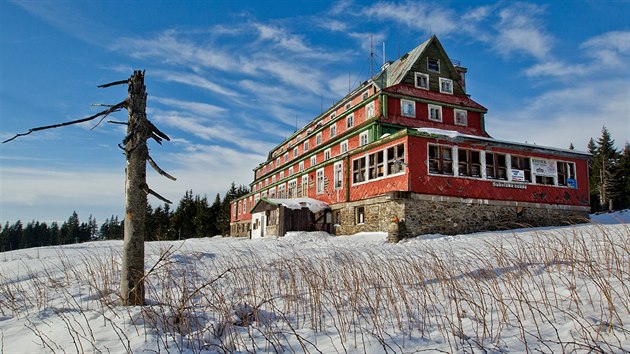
616, 143, 630, 209
590, 127, 620, 211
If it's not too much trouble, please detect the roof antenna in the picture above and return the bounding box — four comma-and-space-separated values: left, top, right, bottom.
382, 41, 386, 67
370, 33, 374, 78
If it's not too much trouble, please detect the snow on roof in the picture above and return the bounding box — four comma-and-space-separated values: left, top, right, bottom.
264, 197, 330, 213
415, 127, 590, 156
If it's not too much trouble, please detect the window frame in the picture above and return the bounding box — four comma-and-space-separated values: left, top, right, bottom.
355, 206, 365, 225
439, 77, 453, 94
324, 148, 331, 160
334, 161, 343, 190
340, 140, 348, 154
316, 168, 325, 195
428, 144, 454, 175
454, 109, 468, 126
316, 132, 323, 146
329, 124, 337, 138
414, 72, 429, 89
359, 131, 369, 146
427, 57, 440, 73
310, 155, 317, 167
428, 104, 443, 122
401, 99, 416, 118
346, 113, 354, 129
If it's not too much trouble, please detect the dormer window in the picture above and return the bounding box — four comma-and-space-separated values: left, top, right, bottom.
401, 99, 416, 117
345, 103, 352, 111
414, 72, 429, 89
439, 78, 453, 94
429, 104, 442, 122
427, 58, 440, 72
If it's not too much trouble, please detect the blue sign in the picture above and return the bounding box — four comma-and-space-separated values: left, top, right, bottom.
567, 178, 577, 189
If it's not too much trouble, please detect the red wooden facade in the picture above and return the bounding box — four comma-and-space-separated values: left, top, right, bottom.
230, 36, 590, 236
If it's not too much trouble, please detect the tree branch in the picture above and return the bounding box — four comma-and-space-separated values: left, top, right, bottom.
98, 79, 128, 88
140, 183, 172, 204
3, 100, 128, 143
148, 121, 170, 141
147, 154, 177, 181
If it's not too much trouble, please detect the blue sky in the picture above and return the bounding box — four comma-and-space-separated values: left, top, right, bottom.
1, 0, 629, 224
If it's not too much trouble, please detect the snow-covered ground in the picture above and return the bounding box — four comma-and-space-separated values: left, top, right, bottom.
1, 211, 628, 353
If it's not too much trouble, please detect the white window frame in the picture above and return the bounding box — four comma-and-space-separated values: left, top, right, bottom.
284, 152, 289, 163
346, 114, 354, 129
310, 155, 317, 167
428, 104, 443, 122
272, 175, 276, 183
279, 171, 284, 180
316, 168, 325, 195
278, 184, 286, 199
401, 99, 416, 118
359, 131, 369, 146
439, 77, 453, 94
303, 140, 309, 151
454, 109, 468, 126
340, 140, 348, 154
288, 166, 294, 176
299, 161, 304, 172
316, 132, 323, 146
366, 101, 375, 118
293, 147, 299, 158
334, 161, 343, 190
324, 148, 331, 160
330, 124, 337, 138
414, 72, 429, 89
301, 175, 309, 197
288, 179, 297, 198
427, 57, 440, 73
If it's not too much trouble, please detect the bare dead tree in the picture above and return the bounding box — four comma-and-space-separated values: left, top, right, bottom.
3, 70, 175, 306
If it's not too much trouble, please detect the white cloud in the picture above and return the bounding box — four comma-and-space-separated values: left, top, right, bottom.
361, 1, 457, 36
581, 31, 630, 68
492, 3, 552, 60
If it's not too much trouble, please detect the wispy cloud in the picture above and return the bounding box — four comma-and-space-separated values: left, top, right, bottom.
361, 1, 457, 36
491, 3, 552, 60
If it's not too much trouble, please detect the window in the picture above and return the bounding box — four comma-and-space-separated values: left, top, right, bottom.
278, 184, 286, 199
415, 72, 429, 89
262, 166, 266, 174
310, 155, 317, 167
485, 152, 507, 180
557, 161, 576, 187
401, 99, 416, 117
288, 166, 294, 176
272, 175, 276, 183
511, 156, 532, 182
355, 206, 365, 224
439, 78, 453, 94
334, 161, 343, 189
428, 145, 453, 175
531, 158, 556, 185
346, 114, 354, 129
316, 168, 325, 194
362, 91, 369, 100
455, 109, 468, 126
340, 140, 348, 154
269, 187, 276, 198
316, 133, 322, 146
345, 103, 352, 111
293, 147, 299, 158
284, 152, 289, 163
368, 151, 385, 179
288, 179, 297, 198
458, 149, 481, 178
330, 124, 337, 138
324, 148, 331, 160
387, 144, 405, 175
352, 157, 367, 183
427, 57, 440, 72
279, 171, 284, 180
299, 161, 304, 172
330, 112, 336, 120
360, 131, 369, 146
366, 101, 375, 118
428, 105, 442, 122
304, 141, 309, 151
301, 175, 309, 197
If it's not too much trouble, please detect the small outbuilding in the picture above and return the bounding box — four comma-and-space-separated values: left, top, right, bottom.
249, 198, 331, 238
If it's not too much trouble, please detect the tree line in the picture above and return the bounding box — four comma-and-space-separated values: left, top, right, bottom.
587, 126, 630, 212
0, 182, 249, 252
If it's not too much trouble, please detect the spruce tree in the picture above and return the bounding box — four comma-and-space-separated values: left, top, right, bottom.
590, 127, 620, 211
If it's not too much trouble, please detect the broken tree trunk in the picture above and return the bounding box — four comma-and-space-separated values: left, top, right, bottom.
121, 71, 150, 306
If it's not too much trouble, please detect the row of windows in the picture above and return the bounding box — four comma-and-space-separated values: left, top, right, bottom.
428, 144, 577, 186
258, 100, 376, 179
253, 133, 358, 193
352, 144, 405, 184
401, 99, 468, 126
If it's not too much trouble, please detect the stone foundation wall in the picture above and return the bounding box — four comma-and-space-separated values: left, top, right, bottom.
331, 192, 590, 239
230, 221, 251, 238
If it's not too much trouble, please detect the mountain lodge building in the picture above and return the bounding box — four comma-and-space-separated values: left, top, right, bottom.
229, 36, 590, 239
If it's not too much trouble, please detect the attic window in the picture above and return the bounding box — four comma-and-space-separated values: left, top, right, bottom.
414, 72, 429, 90
427, 58, 440, 73
439, 78, 453, 94
345, 103, 352, 110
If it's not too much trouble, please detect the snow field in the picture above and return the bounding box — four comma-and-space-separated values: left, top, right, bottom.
0, 216, 628, 353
